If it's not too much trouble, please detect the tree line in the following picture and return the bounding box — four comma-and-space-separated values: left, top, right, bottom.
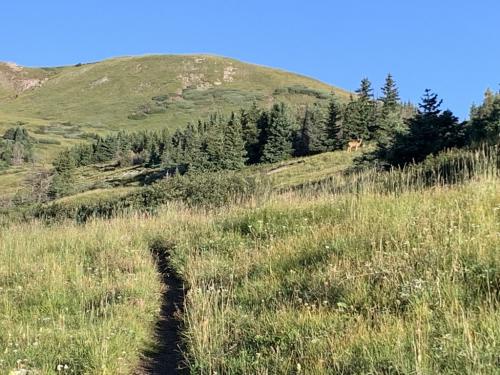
12, 74, 499, 200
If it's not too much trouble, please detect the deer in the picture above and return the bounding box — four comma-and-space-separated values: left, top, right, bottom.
347, 138, 363, 152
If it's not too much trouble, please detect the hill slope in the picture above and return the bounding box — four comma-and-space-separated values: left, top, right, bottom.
0, 55, 348, 141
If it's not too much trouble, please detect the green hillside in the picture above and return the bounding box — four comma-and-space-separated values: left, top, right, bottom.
0, 55, 348, 156
0, 54, 351, 199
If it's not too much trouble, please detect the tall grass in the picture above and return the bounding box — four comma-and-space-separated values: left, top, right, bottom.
1, 147, 498, 374
294, 146, 498, 197
176, 176, 499, 374
0, 215, 164, 374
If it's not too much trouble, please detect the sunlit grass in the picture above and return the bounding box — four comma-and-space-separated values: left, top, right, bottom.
1, 148, 498, 374
176, 177, 499, 374
0, 215, 163, 374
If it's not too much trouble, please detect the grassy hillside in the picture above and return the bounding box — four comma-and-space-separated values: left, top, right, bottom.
0, 55, 349, 162
1, 149, 498, 374
0, 55, 350, 200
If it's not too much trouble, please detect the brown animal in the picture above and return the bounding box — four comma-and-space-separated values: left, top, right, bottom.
347, 138, 363, 152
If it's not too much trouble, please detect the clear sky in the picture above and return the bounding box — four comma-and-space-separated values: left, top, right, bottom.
1, 0, 498, 119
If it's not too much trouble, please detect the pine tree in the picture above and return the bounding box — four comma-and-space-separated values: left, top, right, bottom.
325, 94, 344, 149
295, 104, 328, 156
357, 78, 377, 138
376, 74, 405, 149
343, 79, 377, 141
53, 149, 76, 173
204, 117, 225, 170
148, 144, 161, 166
342, 95, 361, 141
160, 136, 176, 169
49, 149, 77, 199
386, 89, 463, 165
467, 89, 500, 145
240, 103, 261, 164
93, 136, 116, 163
222, 112, 247, 170
357, 78, 374, 101
170, 129, 186, 166
261, 103, 295, 163
182, 123, 203, 166
380, 73, 400, 113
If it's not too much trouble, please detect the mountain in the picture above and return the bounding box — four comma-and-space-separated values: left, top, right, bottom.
0, 55, 349, 158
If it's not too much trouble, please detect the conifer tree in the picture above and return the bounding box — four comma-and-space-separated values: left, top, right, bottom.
325, 94, 344, 149
386, 89, 463, 165
467, 89, 500, 145
295, 104, 328, 156
380, 73, 400, 113
222, 112, 247, 170
376, 74, 405, 149
147, 144, 161, 166
182, 123, 203, 166
160, 136, 176, 169
240, 102, 261, 164
49, 149, 77, 199
204, 117, 225, 170
355, 78, 377, 139
261, 103, 295, 163
93, 136, 116, 163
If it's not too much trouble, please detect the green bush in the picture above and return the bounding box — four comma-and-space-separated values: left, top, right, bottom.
153, 171, 267, 207
32, 171, 268, 223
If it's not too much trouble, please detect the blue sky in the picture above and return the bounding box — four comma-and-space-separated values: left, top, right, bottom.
1, 0, 498, 118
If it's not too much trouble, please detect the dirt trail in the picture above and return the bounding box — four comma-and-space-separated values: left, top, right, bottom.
136, 241, 187, 375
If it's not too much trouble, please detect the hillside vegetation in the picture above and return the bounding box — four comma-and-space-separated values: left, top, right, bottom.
1, 147, 498, 374
1, 54, 498, 374
0, 55, 347, 162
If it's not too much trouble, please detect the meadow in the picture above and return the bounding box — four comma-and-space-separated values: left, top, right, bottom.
0, 148, 498, 374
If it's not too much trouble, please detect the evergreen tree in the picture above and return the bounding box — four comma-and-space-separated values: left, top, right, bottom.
342, 95, 361, 141
261, 103, 295, 163
325, 94, 344, 150
183, 123, 207, 171
49, 149, 77, 199
240, 103, 261, 164
160, 136, 177, 169
74, 144, 94, 166
357, 78, 374, 101
343, 78, 377, 142
386, 89, 463, 165
148, 144, 161, 166
380, 73, 400, 113
93, 136, 116, 163
356, 78, 377, 138
294, 104, 328, 156
203, 117, 225, 170
170, 129, 186, 166
467, 89, 500, 145
53, 149, 76, 173
222, 112, 247, 170
376, 74, 405, 150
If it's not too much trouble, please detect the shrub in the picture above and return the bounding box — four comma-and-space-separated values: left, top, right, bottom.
152, 171, 267, 207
